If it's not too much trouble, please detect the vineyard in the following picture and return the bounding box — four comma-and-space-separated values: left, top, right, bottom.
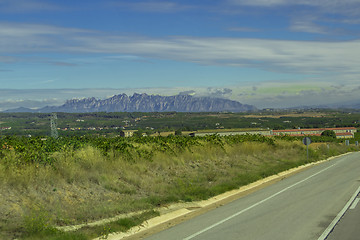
0, 134, 358, 239
0, 134, 275, 165
0, 133, 356, 167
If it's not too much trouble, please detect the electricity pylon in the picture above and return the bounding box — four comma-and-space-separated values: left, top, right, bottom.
50, 113, 58, 139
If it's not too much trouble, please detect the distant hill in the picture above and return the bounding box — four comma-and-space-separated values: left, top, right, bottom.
3, 107, 37, 113
289, 101, 360, 110
4, 93, 257, 113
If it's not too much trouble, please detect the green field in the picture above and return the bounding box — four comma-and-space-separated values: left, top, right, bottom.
1, 110, 360, 137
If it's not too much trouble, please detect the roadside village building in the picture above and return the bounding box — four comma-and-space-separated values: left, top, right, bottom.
189, 127, 357, 139
272, 127, 357, 139
192, 130, 272, 137
119, 130, 136, 137
120, 130, 148, 137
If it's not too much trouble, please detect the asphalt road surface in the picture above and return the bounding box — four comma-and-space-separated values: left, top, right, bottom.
326, 190, 360, 240
144, 152, 360, 240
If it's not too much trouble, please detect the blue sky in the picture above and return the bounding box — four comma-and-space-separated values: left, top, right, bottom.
1, 0, 360, 109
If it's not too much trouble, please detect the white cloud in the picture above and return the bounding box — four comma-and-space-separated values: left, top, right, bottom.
0, 22, 96, 55
2, 82, 360, 110
1, 22, 360, 80
228, 0, 360, 35
231, 81, 360, 108
290, 17, 328, 34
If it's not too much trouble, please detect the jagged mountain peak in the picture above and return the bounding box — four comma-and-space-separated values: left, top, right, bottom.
5, 93, 257, 113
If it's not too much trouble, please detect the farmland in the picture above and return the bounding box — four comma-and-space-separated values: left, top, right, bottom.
0, 110, 360, 239
1, 109, 360, 137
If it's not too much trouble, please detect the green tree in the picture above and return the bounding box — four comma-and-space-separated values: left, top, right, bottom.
321, 130, 336, 138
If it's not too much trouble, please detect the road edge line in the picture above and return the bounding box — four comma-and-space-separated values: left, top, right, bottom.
317, 185, 360, 240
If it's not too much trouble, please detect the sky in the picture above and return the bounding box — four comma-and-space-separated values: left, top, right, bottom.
1, 0, 360, 110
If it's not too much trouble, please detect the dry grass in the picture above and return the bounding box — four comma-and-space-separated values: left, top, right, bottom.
0, 138, 356, 239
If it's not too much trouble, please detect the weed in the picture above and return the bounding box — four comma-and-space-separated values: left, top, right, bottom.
22, 209, 52, 236
75, 210, 159, 239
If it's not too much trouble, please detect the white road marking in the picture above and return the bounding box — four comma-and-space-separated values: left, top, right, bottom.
183, 163, 338, 240
318, 186, 360, 240
350, 198, 360, 210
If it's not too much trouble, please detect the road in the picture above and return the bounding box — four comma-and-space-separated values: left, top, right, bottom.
142, 152, 360, 240
326, 190, 360, 240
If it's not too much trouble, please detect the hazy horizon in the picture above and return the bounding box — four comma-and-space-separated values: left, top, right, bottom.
1, 87, 359, 112
1, 1, 360, 110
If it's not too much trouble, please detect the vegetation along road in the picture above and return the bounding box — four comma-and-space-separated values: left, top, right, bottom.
1, 131, 358, 239
142, 152, 360, 240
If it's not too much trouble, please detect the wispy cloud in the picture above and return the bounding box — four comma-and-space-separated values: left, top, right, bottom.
103, 55, 152, 63
71, 36, 360, 76
107, 1, 194, 13
0, 0, 62, 13
290, 17, 328, 34
1, 22, 360, 81
207, 87, 233, 98
227, 0, 360, 35
50, 61, 78, 67
0, 22, 96, 60
232, 81, 360, 108
1, 82, 360, 110
28, 79, 57, 86
227, 27, 260, 32
227, 0, 288, 7
228, 0, 360, 9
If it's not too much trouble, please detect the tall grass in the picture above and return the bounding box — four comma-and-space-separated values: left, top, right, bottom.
0, 136, 357, 239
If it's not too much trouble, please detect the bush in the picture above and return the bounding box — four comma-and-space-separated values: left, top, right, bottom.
321, 130, 336, 138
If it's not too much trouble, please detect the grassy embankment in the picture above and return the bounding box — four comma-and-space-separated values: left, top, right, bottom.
0, 135, 358, 239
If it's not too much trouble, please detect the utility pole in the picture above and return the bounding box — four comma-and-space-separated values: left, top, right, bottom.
50, 113, 58, 139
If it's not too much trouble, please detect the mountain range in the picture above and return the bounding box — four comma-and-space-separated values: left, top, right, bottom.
4, 93, 257, 113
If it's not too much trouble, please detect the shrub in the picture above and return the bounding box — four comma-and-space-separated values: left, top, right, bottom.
321, 130, 336, 138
